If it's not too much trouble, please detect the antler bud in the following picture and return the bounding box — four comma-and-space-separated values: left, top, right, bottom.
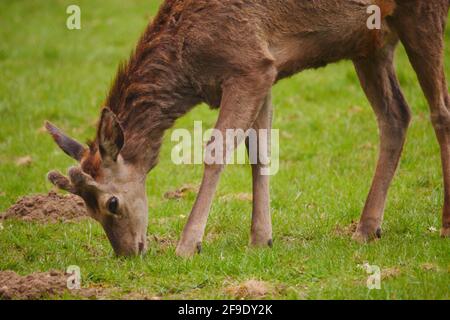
47, 170, 77, 194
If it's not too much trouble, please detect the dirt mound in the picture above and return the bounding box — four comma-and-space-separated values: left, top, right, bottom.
225, 280, 272, 299
0, 270, 104, 300
382, 267, 402, 280
332, 221, 358, 237
164, 184, 198, 200
1, 191, 87, 223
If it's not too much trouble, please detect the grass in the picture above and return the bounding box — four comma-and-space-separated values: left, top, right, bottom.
0, 0, 449, 300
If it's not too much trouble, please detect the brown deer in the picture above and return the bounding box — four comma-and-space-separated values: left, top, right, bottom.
46, 0, 450, 257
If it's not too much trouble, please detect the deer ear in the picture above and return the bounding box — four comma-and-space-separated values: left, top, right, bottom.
45, 121, 86, 161
98, 108, 124, 161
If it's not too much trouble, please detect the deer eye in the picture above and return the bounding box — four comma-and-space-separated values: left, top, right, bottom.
107, 196, 119, 214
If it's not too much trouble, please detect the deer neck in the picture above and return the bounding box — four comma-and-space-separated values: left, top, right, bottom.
104, 48, 199, 173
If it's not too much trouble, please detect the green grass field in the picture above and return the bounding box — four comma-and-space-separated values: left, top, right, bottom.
0, 1, 449, 300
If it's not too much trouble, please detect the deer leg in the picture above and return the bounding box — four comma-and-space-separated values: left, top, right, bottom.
176, 69, 276, 258
352, 43, 412, 242
393, 5, 450, 237
246, 93, 273, 247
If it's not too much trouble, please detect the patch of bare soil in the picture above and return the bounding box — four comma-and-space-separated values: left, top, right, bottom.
332, 221, 358, 237
382, 267, 402, 280
148, 235, 177, 252
225, 280, 272, 299
15, 156, 33, 167
164, 184, 198, 200
421, 263, 440, 272
122, 291, 162, 300
1, 191, 87, 223
355, 265, 402, 287
219, 193, 252, 202
0, 270, 107, 300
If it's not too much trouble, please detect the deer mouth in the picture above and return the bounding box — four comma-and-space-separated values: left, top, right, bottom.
110, 238, 148, 257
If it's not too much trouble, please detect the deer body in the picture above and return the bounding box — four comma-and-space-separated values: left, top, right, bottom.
47, 0, 450, 257
156, 0, 390, 107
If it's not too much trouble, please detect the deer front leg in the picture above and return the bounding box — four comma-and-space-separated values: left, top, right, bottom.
246, 93, 273, 247
352, 43, 411, 242
176, 69, 276, 258
175, 163, 223, 257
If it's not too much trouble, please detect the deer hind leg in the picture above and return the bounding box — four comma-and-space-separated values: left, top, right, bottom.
393, 2, 450, 237
246, 93, 273, 247
175, 67, 276, 258
352, 40, 412, 242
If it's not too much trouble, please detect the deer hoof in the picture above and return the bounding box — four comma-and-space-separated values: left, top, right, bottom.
441, 227, 450, 238
376, 227, 382, 239
352, 227, 382, 243
196, 242, 202, 254
175, 241, 202, 258
250, 236, 273, 248
352, 231, 368, 243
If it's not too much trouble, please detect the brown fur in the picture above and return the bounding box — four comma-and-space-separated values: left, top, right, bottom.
91, 0, 403, 175
80, 145, 102, 179
368, 0, 397, 53
47, 0, 450, 257
376, 0, 396, 17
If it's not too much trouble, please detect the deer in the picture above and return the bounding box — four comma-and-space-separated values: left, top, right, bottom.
46, 0, 450, 257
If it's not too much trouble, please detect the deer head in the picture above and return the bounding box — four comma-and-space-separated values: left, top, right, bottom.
46, 108, 148, 257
